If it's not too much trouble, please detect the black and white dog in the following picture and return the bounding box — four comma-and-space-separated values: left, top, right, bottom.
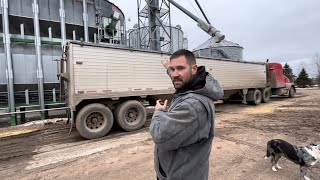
265, 139, 320, 180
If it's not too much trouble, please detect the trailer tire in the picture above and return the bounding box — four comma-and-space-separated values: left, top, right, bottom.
115, 100, 147, 131
262, 88, 271, 103
76, 103, 114, 139
288, 87, 295, 98
250, 89, 262, 105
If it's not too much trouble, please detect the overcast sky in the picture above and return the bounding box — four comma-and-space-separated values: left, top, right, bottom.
110, 0, 320, 77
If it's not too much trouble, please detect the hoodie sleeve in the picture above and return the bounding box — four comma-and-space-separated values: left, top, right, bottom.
150, 99, 208, 152
206, 74, 224, 101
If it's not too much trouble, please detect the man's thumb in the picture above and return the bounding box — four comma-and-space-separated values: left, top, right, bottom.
163, 100, 168, 107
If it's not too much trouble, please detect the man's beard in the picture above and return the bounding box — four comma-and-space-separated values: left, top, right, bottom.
172, 77, 184, 89
171, 73, 193, 89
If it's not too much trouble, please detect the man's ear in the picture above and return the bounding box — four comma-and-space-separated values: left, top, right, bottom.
192, 64, 198, 75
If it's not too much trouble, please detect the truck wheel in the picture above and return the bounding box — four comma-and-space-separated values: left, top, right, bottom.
250, 89, 262, 105
262, 88, 271, 103
115, 100, 147, 131
288, 87, 295, 98
76, 103, 114, 139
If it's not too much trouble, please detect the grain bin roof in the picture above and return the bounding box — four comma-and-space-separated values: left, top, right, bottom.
193, 38, 243, 51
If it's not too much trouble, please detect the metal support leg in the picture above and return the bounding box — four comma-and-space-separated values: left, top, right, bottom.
20, 107, 26, 124
25, 89, 30, 104
82, 0, 89, 42
48, 27, 52, 41
10, 115, 17, 126
73, 30, 76, 41
20, 24, 25, 38
32, 0, 45, 119
2, 0, 17, 125
59, 0, 67, 48
42, 105, 49, 119
242, 89, 248, 104
53, 88, 56, 102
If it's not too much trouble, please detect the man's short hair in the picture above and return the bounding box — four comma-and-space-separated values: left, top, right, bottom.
170, 49, 196, 65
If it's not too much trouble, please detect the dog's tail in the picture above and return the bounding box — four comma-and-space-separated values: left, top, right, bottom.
265, 141, 271, 159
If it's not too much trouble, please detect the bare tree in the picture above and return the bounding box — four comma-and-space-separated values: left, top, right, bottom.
314, 53, 320, 87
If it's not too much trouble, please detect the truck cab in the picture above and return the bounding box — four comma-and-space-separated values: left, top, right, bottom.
268, 63, 295, 97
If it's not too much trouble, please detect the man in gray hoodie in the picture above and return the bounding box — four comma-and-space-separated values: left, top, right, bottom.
150, 49, 224, 180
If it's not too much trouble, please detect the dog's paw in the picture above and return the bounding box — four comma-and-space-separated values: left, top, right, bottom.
276, 164, 282, 169
303, 176, 310, 180
272, 166, 277, 171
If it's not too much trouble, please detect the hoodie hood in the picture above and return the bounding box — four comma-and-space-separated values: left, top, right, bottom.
175, 66, 224, 101
175, 66, 207, 94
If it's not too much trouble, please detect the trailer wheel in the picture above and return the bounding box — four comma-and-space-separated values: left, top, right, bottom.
115, 100, 147, 131
76, 103, 114, 139
250, 89, 262, 105
288, 87, 295, 98
262, 88, 271, 103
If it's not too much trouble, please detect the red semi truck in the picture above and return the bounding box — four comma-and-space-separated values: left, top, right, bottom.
236, 61, 295, 105
268, 62, 295, 98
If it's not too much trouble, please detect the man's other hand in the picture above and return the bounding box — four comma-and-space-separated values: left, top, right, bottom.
161, 59, 170, 69
155, 99, 168, 111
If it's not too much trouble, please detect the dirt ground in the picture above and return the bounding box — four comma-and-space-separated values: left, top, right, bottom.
0, 88, 320, 180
